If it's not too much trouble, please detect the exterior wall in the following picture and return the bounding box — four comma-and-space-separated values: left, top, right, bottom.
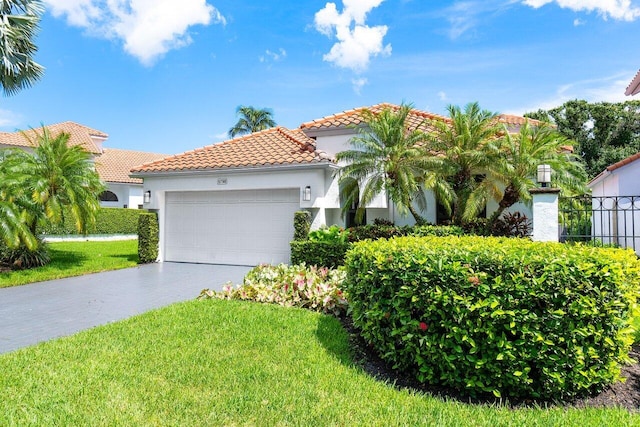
101, 182, 145, 209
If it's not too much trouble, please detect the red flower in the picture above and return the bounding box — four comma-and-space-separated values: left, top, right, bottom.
419, 322, 428, 331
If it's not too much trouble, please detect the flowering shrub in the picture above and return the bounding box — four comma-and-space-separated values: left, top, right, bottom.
199, 264, 348, 316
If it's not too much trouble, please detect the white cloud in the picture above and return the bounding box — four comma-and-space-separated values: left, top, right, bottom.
352, 77, 368, 94
260, 48, 287, 63
507, 72, 636, 114
314, 0, 391, 72
437, 91, 448, 101
573, 18, 585, 25
522, 0, 640, 21
45, 0, 226, 65
438, 1, 520, 39
0, 109, 20, 128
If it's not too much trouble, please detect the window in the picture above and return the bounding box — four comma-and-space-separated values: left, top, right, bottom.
99, 191, 118, 202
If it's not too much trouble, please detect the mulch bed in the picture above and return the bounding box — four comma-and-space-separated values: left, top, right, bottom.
340, 316, 640, 411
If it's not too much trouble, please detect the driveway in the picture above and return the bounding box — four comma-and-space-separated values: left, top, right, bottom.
0, 262, 251, 355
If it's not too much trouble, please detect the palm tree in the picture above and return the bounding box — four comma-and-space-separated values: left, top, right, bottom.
228, 105, 276, 137
488, 121, 587, 223
335, 104, 440, 224
0, 0, 45, 96
424, 102, 504, 224
1, 126, 105, 238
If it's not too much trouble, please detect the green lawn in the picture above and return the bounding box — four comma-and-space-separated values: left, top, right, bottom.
0, 299, 636, 426
0, 240, 138, 288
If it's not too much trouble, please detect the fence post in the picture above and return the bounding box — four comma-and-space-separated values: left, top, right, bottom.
529, 188, 561, 242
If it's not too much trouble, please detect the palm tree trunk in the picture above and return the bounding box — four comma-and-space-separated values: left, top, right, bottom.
408, 205, 427, 225
489, 185, 520, 224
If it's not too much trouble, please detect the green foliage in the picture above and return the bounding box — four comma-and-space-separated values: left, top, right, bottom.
200, 264, 348, 316
489, 212, 532, 238
137, 212, 158, 264
290, 240, 351, 269
39, 207, 145, 235
347, 223, 463, 242
293, 210, 311, 240
343, 236, 640, 399
229, 105, 276, 137
308, 225, 349, 244
0, 236, 50, 269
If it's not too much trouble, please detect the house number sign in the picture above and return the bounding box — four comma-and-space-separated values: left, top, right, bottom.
217, 178, 228, 185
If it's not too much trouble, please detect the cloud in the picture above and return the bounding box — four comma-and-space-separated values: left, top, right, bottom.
0, 109, 20, 128
507, 72, 636, 114
573, 18, 586, 25
45, 0, 226, 65
352, 77, 368, 94
438, 91, 448, 101
260, 48, 287, 63
438, 1, 519, 39
314, 0, 391, 72
522, 0, 640, 21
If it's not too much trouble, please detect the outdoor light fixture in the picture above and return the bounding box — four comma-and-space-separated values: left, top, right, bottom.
303, 186, 311, 201
144, 190, 151, 204
537, 164, 552, 188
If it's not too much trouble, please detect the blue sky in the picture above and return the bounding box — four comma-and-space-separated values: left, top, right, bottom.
1, 0, 639, 155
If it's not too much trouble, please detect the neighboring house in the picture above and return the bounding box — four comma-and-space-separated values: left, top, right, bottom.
0, 121, 166, 209
588, 152, 640, 253
626, 69, 640, 96
131, 103, 537, 266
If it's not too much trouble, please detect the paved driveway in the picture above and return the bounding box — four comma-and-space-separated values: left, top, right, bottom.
0, 262, 251, 355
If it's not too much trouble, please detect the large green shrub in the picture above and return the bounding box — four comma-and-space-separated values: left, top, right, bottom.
137, 212, 159, 264
293, 211, 311, 241
39, 207, 145, 235
343, 236, 640, 399
290, 241, 350, 269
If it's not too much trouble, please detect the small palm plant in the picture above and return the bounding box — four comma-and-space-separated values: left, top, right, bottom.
228, 106, 276, 137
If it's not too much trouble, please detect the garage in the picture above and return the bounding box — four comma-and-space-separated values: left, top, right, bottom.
164, 189, 300, 266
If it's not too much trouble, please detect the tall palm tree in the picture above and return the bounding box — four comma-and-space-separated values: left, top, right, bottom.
336, 104, 440, 224
488, 121, 587, 223
228, 105, 276, 137
424, 102, 504, 224
1, 127, 105, 237
0, 0, 45, 96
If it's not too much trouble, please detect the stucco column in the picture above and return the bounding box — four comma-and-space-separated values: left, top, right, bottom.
529, 188, 561, 242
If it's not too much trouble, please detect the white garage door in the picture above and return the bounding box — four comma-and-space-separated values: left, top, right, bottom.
165, 189, 300, 266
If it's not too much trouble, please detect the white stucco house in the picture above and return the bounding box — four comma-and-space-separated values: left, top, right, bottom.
0, 122, 166, 209
131, 103, 538, 266
588, 152, 640, 253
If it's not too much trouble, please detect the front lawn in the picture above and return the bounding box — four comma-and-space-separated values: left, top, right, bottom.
0, 240, 138, 288
0, 299, 635, 426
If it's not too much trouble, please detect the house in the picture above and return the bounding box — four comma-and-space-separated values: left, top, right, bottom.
626, 69, 640, 96
0, 122, 166, 209
588, 152, 640, 253
131, 103, 537, 266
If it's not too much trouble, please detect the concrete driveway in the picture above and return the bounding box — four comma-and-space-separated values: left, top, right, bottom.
0, 262, 251, 355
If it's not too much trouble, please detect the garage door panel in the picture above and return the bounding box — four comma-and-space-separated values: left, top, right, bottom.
165, 189, 299, 265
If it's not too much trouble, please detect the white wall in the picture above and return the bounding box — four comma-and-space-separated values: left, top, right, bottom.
101, 183, 145, 209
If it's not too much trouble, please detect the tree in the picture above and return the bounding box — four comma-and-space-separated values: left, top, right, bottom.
228, 105, 276, 137
0, 0, 45, 96
1, 127, 104, 244
525, 100, 640, 178
488, 121, 587, 223
424, 102, 504, 224
335, 104, 439, 224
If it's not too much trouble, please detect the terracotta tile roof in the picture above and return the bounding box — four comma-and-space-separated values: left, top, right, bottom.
95, 148, 168, 184
132, 127, 333, 173
605, 151, 640, 172
0, 121, 107, 154
299, 103, 450, 132
496, 114, 547, 127
626, 69, 640, 96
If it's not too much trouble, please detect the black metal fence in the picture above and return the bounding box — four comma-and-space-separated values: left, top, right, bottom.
559, 195, 640, 254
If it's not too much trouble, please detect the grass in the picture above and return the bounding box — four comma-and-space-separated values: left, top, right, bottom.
0, 240, 138, 288
0, 299, 636, 426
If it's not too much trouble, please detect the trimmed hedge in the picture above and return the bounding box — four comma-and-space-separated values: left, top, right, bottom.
138, 212, 159, 264
290, 224, 463, 268
39, 207, 145, 235
343, 236, 640, 399
293, 211, 311, 241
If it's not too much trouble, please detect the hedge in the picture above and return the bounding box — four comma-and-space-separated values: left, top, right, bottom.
343, 236, 640, 399
39, 207, 146, 235
138, 212, 159, 264
290, 241, 350, 269
293, 211, 311, 241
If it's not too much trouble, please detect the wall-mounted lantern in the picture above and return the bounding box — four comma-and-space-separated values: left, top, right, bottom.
537, 164, 552, 188
303, 186, 311, 201
144, 190, 151, 204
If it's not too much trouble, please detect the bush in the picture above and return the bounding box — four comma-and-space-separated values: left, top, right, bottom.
0, 237, 50, 269
343, 235, 640, 399
293, 211, 311, 241
39, 207, 145, 235
490, 212, 532, 238
290, 240, 350, 269
137, 212, 159, 264
199, 264, 348, 316
308, 225, 349, 243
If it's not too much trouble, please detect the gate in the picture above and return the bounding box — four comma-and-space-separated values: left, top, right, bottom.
559, 195, 640, 254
